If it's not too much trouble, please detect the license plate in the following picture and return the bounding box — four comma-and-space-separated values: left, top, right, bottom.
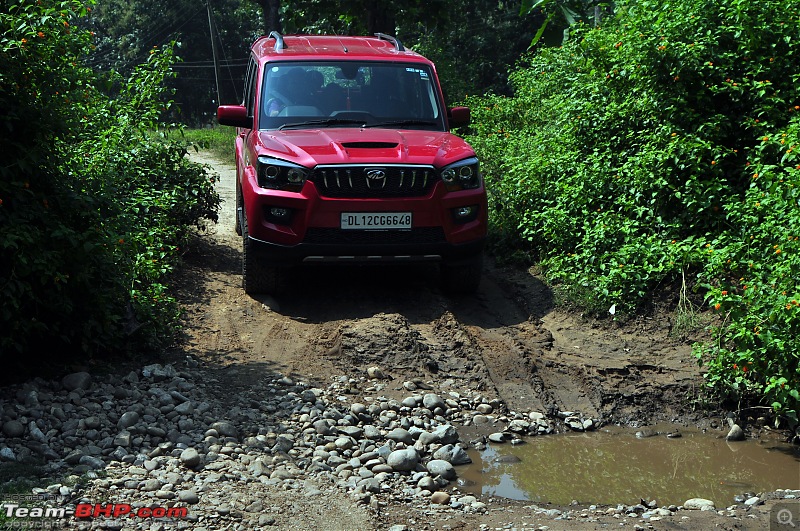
340, 212, 412, 230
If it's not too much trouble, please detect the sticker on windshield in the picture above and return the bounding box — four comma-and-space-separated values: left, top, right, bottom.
405, 67, 429, 78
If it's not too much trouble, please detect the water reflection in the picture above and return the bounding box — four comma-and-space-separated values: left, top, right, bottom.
458, 426, 800, 507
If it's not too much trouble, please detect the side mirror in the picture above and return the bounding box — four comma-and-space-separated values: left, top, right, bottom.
448, 106, 471, 129
217, 105, 252, 128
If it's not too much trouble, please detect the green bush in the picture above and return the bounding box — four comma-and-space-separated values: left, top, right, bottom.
0, 0, 219, 358
464, 0, 800, 417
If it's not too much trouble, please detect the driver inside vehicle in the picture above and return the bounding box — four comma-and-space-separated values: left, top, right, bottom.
265, 67, 308, 116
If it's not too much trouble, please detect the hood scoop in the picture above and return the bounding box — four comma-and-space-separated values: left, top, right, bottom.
341, 141, 398, 149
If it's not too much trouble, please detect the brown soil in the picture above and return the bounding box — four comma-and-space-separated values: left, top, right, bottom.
168, 151, 784, 530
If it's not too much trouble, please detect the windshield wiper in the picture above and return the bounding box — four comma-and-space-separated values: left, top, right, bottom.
363, 119, 439, 128
278, 118, 366, 130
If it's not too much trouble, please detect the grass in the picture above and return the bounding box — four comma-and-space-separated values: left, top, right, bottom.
180, 125, 237, 160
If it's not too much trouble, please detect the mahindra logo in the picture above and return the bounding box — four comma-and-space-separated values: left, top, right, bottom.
365, 168, 386, 189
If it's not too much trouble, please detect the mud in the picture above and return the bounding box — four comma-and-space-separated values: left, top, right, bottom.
170, 151, 793, 530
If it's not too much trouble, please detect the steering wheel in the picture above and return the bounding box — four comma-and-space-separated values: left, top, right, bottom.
266, 94, 291, 117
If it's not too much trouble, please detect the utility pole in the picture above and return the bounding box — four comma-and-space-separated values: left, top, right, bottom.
207, 0, 222, 105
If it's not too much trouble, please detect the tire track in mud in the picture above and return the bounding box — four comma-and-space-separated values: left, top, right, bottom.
182, 151, 704, 429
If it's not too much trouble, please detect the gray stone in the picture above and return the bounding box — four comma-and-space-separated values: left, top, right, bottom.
117, 411, 139, 430
401, 396, 419, 408
180, 447, 202, 469
387, 428, 413, 444
426, 459, 456, 480
488, 432, 506, 443
142, 364, 177, 380
178, 490, 199, 504
78, 455, 105, 469
2, 420, 25, 438
0, 447, 16, 462
387, 447, 419, 471
422, 393, 446, 411
565, 416, 585, 431
211, 421, 238, 438
508, 419, 530, 433
175, 401, 194, 415
113, 431, 131, 447
62, 372, 92, 391
726, 424, 745, 441
683, 498, 715, 510
140, 479, 162, 492
417, 430, 439, 446
432, 444, 472, 465
432, 424, 459, 444
84, 416, 101, 430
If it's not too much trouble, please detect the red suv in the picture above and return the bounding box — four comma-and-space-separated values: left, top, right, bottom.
217, 32, 487, 295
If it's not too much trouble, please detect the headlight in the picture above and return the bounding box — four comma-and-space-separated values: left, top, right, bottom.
441, 158, 480, 191
257, 157, 309, 191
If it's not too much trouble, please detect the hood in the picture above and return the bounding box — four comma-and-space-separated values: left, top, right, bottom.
255, 128, 475, 168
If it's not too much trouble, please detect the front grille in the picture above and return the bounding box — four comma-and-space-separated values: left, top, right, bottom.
303, 227, 446, 245
311, 165, 437, 198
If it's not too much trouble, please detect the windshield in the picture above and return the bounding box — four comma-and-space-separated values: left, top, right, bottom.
259, 61, 445, 131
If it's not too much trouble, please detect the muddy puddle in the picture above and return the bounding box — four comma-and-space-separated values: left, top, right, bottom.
458, 425, 800, 507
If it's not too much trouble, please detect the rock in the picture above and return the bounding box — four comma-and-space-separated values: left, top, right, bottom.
175, 401, 194, 415
726, 424, 745, 441
84, 416, 101, 430
0, 447, 16, 462
387, 447, 419, 471
61, 372, 92, 391
211, 421, 238, 438
508, 419, 530, 433
366, 367, 386, 379
565, 416, 584, 431
426, 459, 456, 480
476, 403, 493, 414
430, 491, 451, 505
422, 393, 446, 411
744, 496, 762, 506
684, 498, 715, 510
180, 448, 202, 469
494, 455, 521, 464
113, 431, 131, 447
432, 444, 471, 465
432, 424, 459, 444
636, 428, 659, 439
141, 364, 177, 380
386, 428, 413, 444
140, 479, 162, 492
117, 411, 139, 430
28, 421, 47, 444
78, 455, 105, 470
488, 432, 506, 443
2, 420, 25, 438
178, 490, 199, 504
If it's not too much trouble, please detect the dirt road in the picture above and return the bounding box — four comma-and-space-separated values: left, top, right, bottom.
170, 151, 782, 530
182, 150, 702, 426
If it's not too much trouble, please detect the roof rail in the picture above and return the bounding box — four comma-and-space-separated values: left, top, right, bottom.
269, 31, 286, 51
374, 33, 404, 52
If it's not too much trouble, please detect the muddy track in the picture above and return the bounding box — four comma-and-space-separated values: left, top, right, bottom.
177, 151, 705, 431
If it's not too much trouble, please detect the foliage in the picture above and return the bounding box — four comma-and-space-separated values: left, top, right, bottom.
464, 0, 800, 416
180, 126, 238, 161
0, 0, 219, 359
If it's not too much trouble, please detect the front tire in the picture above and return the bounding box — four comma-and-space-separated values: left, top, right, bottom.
235, 185, 243, 236
441, 255, 483, 295
241, 208, 282, 295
